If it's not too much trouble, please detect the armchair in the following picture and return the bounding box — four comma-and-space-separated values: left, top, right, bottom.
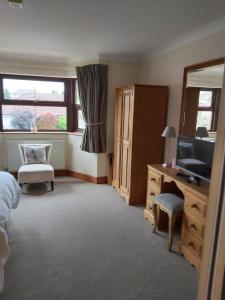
18, 144, 54, 191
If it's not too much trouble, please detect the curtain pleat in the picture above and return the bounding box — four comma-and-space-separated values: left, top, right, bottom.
76, 64, 108, 153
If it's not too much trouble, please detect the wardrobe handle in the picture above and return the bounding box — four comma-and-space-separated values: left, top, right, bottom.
191, 203, 199, 210
187, 242, 196, 250
190, 223, 197, 230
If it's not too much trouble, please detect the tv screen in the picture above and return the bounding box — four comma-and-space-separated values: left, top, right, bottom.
176, 135, 215, 182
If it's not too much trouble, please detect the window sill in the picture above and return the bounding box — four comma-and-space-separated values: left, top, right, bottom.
68, 131, 83, 136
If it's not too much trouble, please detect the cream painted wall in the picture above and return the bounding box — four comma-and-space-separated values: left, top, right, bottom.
0, 133, 68, 171
139, 29, 225, 161
0, 57, 68, 77
0, 57, 101, 176
1, 30, 225, 177
0, 57, 140, 177
67, 134, 98, 177
101, 60, 141, 153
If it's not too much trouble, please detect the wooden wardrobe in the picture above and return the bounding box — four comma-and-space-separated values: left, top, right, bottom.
112, 84, 168, 205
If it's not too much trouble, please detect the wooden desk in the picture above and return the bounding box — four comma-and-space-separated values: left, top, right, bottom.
144, 164, 209, 271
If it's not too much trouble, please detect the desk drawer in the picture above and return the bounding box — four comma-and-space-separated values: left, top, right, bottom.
148, 170, 161, 194
147, 181, 160, 197
146, 199, 153, 214
183, 213, 204, 240
182, 229, 202, 260
185, 192, 206, 221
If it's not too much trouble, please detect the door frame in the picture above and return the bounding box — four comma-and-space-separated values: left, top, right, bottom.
198, 65, 225, 299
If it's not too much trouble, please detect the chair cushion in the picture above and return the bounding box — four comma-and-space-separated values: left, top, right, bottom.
23, 145, 47, 164
153, 193, 184, 213
18, 164, 54, 183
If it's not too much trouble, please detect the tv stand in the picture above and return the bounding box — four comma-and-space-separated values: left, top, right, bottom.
144, 164, 209, 271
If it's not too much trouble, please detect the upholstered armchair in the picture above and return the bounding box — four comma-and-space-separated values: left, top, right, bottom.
18, 144, 54, 191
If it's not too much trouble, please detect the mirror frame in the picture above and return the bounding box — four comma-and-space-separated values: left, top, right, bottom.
179, 57, 225, 134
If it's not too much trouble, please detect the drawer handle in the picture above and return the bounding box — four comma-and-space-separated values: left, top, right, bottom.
190, 223, 197, 231
191, 203, 199, 210
150, 177, 156, 183
187, 242, 196, 250
148, 206, 152, 210
150, 192, 155, 196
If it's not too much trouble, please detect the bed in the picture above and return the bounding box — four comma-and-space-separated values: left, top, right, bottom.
0, 171, 21, 293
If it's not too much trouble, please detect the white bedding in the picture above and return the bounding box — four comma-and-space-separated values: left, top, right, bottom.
0, 171, 21, 229
0, 171, 21, 293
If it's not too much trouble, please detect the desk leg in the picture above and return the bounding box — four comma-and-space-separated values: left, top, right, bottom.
152, 203, 158, 233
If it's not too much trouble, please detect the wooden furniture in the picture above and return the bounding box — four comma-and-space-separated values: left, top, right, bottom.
152, 193, 184, 251
144, 164, 209, 271
112, 84, 168, 205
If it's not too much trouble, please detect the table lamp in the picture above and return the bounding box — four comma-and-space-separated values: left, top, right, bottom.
196, 127, 209, 139
162, 126, 176, 167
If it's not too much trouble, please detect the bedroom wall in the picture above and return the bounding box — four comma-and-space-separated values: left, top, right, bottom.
0, 56, 140, 177
0, 55, 100, 176
100, 59, 141, 153
0, 133, 68, 171
139, 29, 225, 161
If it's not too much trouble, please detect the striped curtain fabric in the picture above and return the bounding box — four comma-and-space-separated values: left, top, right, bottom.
76, 64, 108, 153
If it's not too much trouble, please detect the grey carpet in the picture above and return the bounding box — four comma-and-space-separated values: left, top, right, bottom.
1, 177, 198, 300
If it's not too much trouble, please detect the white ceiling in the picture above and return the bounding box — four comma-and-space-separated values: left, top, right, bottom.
0, 0, 225, 62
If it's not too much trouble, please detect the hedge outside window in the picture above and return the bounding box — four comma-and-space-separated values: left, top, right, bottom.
0, 74, 84, 132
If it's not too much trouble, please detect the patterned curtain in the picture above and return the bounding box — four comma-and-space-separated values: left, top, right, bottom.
76, 64, 108, 153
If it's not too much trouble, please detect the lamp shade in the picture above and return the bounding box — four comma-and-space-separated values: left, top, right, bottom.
162, 126, 176, 138
196, 127, 209, 138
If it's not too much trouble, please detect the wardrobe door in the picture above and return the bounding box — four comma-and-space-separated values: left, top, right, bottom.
113, 90, 123, 188
119, 89, 134, 197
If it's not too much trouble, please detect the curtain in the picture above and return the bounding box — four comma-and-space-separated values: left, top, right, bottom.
76, 64, 108, 153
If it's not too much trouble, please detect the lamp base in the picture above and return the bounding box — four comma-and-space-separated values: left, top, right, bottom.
162, 162, 172, 168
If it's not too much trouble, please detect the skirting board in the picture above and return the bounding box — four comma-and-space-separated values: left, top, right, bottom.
12, 169, 107, 184
68, 170, 107, 184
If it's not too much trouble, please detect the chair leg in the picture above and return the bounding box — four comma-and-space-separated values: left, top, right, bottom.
51, 181, 54, 191
168, 213, 177, 252
152, 203, 158, 233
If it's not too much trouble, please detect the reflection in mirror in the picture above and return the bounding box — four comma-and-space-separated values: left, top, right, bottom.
178, 59, 225, 181
181, 62, 224, 140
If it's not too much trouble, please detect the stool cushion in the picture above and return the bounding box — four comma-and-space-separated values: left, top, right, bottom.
153, 193, 184, 213
18, 164, 54, 183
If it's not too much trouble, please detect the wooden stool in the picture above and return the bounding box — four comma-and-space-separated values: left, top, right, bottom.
152, 193, 184, 251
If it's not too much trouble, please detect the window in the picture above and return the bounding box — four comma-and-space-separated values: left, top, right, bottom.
0, 74, 83, 132
196, 89, 220, 131
74, 81, 85, 131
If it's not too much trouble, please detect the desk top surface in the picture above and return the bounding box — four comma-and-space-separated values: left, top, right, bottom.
149, 164, 209, 197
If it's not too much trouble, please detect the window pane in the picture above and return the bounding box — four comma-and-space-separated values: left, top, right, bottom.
78, 110, 85, 129
75, 81, 81, 105
3, 79, 65, 102
198, 91, 213, 107
196, 111, 212, 130
2, 105, 67, 130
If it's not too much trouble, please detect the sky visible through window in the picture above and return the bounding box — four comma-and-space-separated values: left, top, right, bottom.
3, 79, 64, 93
3, 79, 64, 101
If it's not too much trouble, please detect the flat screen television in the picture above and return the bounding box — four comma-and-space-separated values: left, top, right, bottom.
176, 135, 215, 182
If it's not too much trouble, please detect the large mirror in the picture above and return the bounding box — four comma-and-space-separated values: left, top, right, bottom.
180, 58, 224, 139
177, 58, 225, 181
